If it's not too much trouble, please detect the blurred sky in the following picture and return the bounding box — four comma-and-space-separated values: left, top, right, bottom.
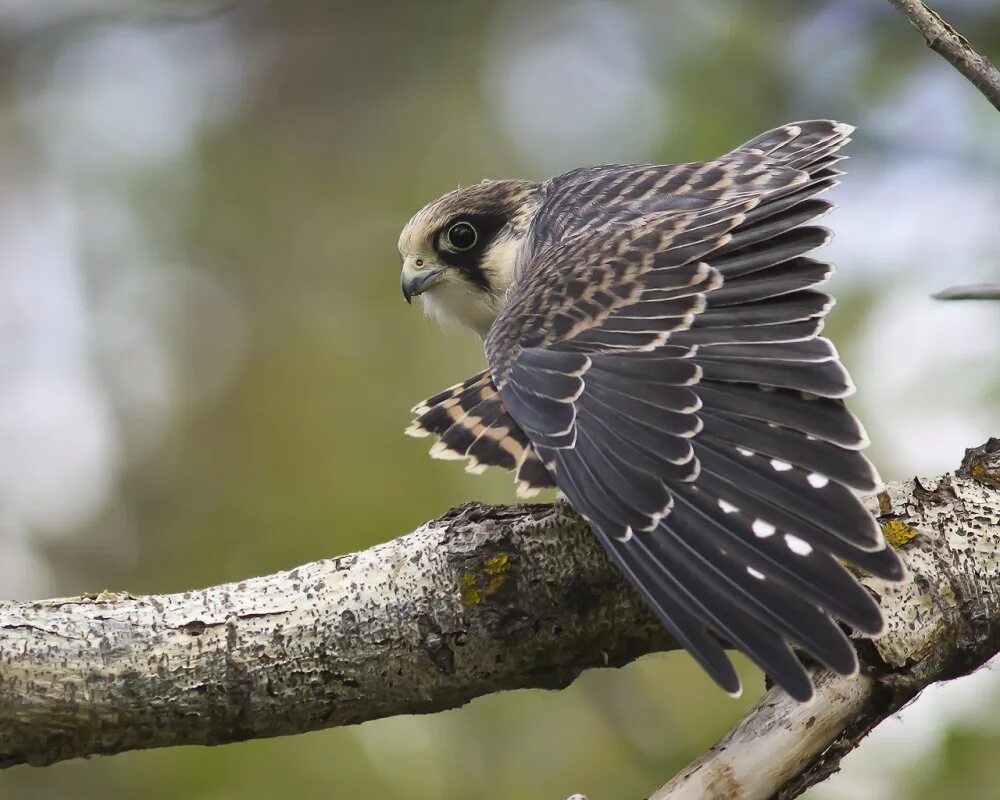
0, 1, 998, 799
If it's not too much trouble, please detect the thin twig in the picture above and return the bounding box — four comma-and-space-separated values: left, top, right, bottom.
933, 282, 1000, 300
887, 0, 1000, 112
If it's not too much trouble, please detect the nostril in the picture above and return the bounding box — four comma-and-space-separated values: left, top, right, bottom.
415, 258, 424, 267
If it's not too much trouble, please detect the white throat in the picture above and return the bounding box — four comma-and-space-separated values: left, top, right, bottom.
419, 284, 500, 337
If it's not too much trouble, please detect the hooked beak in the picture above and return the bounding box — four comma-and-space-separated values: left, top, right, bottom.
401, 256, 444, 304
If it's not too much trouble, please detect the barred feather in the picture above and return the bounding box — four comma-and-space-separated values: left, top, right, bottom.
406, 370, 555, 494
405, 120, 904, 701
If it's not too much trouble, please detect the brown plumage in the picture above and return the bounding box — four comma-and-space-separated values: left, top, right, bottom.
398, 121, 905, 702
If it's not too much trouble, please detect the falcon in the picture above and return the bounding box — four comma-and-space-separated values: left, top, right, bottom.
398, 121, 905, 701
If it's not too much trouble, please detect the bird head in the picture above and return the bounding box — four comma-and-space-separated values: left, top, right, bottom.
398, 179, 540, 336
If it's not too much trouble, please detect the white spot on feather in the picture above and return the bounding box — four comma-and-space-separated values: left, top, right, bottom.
736, 446, 754, 457
770, 458, 792, 472
784, 534, 813, 555
718, 499, 738, 514
752, 519, 776, 538
807, 472, 829, 488
747, 567, 765, 580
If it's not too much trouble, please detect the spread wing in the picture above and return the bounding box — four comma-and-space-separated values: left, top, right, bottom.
478, 120, 904, 701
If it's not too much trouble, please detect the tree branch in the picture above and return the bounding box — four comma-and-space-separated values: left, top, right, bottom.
934, 283, 1000, 301
651, 671, 878, 800
887, 0, 1000, 111
1, 441, 998, 800
0, 502, 676, 768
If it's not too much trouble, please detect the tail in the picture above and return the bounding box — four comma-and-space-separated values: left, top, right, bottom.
406, 370, 555, 497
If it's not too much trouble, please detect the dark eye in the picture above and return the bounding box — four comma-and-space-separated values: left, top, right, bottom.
446, 221, 477, 251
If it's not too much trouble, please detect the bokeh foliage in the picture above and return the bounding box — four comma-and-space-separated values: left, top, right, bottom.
1, 2, 998, 798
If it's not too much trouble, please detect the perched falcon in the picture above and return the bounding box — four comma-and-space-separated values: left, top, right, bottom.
399, 121, 905, 701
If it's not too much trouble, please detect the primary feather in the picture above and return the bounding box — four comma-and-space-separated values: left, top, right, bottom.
402, 121, 904, 701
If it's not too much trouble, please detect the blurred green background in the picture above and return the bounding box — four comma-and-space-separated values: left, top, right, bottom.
1, 1, 998, 798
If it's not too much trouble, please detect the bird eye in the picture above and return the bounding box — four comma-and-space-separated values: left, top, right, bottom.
446, 221, 477, 251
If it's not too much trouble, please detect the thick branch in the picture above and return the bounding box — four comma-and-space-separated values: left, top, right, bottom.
0, 504, 673, 768
1, 442, 998, 795
887, 0, 1000, 111
652, 671, 877, 800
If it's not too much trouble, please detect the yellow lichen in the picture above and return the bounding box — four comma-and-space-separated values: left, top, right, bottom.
81, 589, 131, 603
459, 554, 512, 607
881, 519, 919, 547
877, 491, 893, 516
969, 463, 1000, 489
483, 554, 509, 576
459, 573, 482, 607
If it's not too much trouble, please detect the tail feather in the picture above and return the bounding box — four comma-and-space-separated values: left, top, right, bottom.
406, 370, 556, 495
653, 510, 859, 676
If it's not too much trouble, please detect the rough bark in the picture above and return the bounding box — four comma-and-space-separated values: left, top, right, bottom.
0, 503, 674, 768
887, 0, 1000, 111
1, 442, 998, 794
